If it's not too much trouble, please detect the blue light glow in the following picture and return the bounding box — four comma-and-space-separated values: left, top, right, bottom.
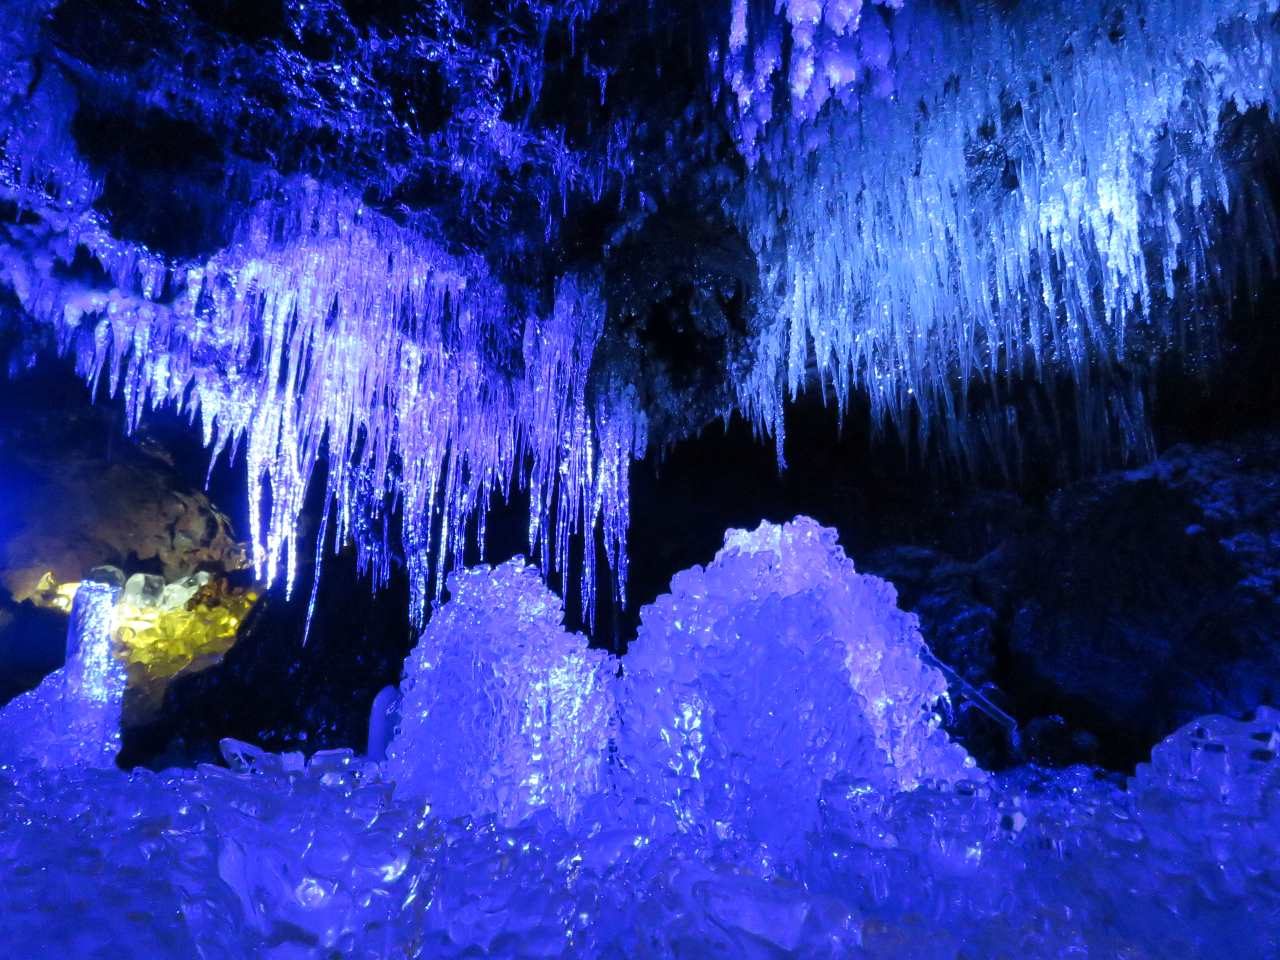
720, 0, 1280, 464
0, 580, 122, 768
0, 1, 1277, 954
1, 0, 1278, 607
0, 521, 1276, 956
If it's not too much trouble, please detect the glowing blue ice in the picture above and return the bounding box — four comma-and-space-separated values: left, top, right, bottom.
0, 0, 644, 626
3, 0, 1279, 618
618, 517, 978, 853
386, 558, 617, 825
0, 526, 1276, 955
0, 581, 123, 768
1, 660, 1276, 955
719, 0, 1280, 463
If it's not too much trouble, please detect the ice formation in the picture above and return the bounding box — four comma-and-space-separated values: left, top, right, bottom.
386, 559, 616, 825
0, 0, 646, 625
0, 179, 645, 625
1, 706, 1277, 955
0, 524, 1275, 955
0, 580, 122, 767
717, 0, 906, 155
2, 0, 1279, 617
718, 0, 1280, 466
618, 517, 978, 852
24, 570, 259, 725
365, 685, 400, 762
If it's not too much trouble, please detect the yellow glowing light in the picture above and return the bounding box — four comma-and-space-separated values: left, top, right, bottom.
32, 572, 83, 613
30, 571, 259, 724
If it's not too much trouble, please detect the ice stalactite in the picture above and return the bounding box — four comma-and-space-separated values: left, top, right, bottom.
0, 175, 645, 624
717, 0, 1280, 468
0, 0, 646, 626
716, 0, 906, 161
2, 0, 1279, 627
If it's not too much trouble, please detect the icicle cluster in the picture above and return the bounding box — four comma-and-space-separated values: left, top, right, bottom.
0, 0, 647, 624
718, 0, 1280, 464
0, 174, 645, 624
716, 0, 905, 162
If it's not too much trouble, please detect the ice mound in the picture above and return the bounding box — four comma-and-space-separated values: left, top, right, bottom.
385, 558, 616, 825
0, 581, 122, 767
618, 517, 978, 848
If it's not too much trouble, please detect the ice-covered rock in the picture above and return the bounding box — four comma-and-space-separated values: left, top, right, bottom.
122, 572, 166, 608
385, 559, 616, 826
0, 532, 1277, 956
157, 571, 212, 610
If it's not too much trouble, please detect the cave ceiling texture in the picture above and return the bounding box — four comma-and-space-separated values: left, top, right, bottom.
2, 0, 1279, 627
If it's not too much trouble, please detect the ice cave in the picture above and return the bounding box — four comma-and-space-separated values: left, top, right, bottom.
0, 0, 1279, 956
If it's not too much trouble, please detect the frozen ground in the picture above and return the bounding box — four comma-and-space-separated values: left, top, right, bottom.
0, 520, 1276, 957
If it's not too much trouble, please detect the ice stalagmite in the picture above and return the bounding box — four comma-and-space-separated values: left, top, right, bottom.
0, 581, 123, 767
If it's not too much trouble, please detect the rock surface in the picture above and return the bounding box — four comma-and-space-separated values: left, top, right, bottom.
864, 432, 1280, 770
0, 368, 250, 712
0, 410, 246, 603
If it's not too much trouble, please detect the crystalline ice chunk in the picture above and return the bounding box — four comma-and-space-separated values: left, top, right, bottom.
385, 558, 616, 825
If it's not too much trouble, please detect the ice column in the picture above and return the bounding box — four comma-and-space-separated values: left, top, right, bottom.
61, 581, 125, 764
386, 559, 616, 825
617, 517, 979, 853
0, 580, 123, 768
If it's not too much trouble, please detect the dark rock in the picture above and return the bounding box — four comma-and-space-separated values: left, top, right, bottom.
0, 400, 247, 603
1021, 715, 1101, 768
999, 438, 1280, 769
863, 545, 1014, 767
0, 597, 66, 706
121, 546, 415, 768
870, 432, 1280, 772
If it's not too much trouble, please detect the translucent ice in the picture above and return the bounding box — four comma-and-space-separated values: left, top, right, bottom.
0, 712, 1277, 956
618, 516, 978, 853
0, 0, 645, 626
719, 0, 1280, 465
0, 580, 123, 768
386, 559, 616, 826
0, 531, 1277, 956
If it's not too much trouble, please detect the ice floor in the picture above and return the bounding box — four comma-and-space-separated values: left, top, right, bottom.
2, 714, 1277, 958
1, 520, 1276, 957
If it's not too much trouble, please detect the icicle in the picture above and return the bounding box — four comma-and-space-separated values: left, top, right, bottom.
720, 0, 1280, 463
